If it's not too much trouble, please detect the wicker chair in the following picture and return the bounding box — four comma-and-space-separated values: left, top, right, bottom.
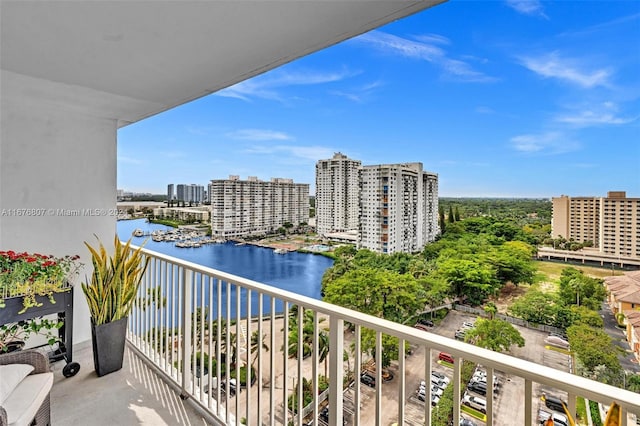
0, 350, 51, 426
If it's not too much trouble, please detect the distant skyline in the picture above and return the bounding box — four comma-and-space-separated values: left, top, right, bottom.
118, 0, 640, 198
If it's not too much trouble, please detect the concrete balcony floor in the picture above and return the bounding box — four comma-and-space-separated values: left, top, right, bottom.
50, 341, 213, 425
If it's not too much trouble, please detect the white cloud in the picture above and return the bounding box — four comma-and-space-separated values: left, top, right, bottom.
356, 31, 495, 83
509, 132, 580, 154
227, 129, 294, 141
555, 102, 638, 127
505, 0, 548, 18
556, 111, 637, 126
330, 80, 384, 103
216, 69, 356, 102
243, 145, 336, 162
519, 51, 612, 88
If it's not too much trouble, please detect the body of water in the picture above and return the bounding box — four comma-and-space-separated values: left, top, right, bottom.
117, 220, 333, 309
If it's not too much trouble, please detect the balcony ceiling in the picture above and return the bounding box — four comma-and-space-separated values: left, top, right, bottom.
1, 0, 444, 127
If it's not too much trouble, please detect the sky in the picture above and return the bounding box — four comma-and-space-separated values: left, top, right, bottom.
117, 0, 640, 198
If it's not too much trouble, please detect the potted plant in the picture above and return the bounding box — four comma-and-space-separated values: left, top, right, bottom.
0, 250, 81, 312
81, 235, 148, 376
0, 317, 63, 353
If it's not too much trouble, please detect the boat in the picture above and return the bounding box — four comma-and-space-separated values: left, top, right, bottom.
132, 229, 144, 237
274, 248, 288, 254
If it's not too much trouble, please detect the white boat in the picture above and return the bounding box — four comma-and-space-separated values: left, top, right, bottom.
274, 248, 287, 254
132, 228, 144, 237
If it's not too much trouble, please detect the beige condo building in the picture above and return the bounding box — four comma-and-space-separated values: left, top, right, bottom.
209, 175, 309, 238
552, 191, 639, 257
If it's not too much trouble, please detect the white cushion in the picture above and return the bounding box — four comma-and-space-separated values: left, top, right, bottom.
0, 364, 34, 404
2, 372, 53, 426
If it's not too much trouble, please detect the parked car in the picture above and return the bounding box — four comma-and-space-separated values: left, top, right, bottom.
543, 394, 568, 413
460, 419, 478, 426
417, 318, 434, 327
467, 380, 487, 396
461, 321, 475, 330
539, 410, 568, 426
419, 392, 440, 407
419, 383, 444, 398
438, 352, 454, 364
360, 373, 375, 388
544, 336, 570, 349
462, 393, 487, 414
455, 330, 467, 341
428, 375, 450, 389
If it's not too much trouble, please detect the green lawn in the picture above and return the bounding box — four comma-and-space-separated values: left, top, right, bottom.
534, 260, 622, 280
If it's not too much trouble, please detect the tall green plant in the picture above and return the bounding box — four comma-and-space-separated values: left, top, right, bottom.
81, 235, 149, 325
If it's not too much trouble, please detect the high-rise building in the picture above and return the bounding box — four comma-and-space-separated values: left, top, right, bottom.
172, 183, 205, 204
209, 175, 309, 238
167, 184, 175, 201
315, 153, 362, 235
552, 191, 639, 257
358, 162, 439, 254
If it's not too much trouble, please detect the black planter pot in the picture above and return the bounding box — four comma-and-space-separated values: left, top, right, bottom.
91, 317, 128, 377
4, 340, 25, 353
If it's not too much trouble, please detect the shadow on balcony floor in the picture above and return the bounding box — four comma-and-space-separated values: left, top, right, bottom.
50, 341, 213, 425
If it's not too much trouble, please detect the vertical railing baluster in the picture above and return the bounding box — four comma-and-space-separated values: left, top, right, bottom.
245, 289, 252, 426
452, 355, 461, 426
181, 267, 192, 398
257, 293, 263, 425
424, 347, 432, 426
524, 378, 532, 426
354, 324, 361, 426
283, 302, 289, 426
199, 273, 205, 401
207, 275, 213, 409
225, 280, 231, 423
486, 366, 494, 425
329, 316, 344, 426
375, 331, 382, 426
235, 283, 241, 422
269, 297, 276, 426
398, 338, 406, 426
312, 311, 319, 426
215, 278, 222, 416
296, 306, 304, 426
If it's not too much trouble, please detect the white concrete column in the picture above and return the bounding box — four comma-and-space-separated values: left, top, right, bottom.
1, 72, 118, 345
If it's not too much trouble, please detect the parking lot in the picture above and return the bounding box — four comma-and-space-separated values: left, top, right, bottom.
350, 309, 571, 426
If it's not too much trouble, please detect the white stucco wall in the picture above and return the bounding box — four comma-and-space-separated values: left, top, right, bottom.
1, 72, 118, 346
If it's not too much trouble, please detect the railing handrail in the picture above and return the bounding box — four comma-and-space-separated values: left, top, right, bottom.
128, 243, 640, 416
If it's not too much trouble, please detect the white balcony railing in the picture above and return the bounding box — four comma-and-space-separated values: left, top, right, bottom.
125, 245, 640, 426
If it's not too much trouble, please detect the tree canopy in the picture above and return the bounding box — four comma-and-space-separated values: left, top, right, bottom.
464, 317, 525, 353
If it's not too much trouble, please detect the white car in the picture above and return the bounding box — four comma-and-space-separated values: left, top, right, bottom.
419, 384, 444, 398
462, 393, 487, 414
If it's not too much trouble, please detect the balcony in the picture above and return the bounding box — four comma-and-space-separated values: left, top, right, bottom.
49, 245, 640, 426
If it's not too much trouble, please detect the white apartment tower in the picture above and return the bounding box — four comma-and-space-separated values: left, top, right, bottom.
359, 163, 439, 254
315, 153, 362, 235
209, 176, 309, 238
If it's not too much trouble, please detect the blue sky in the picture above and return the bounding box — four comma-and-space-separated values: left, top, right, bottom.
118, 0, 640, 198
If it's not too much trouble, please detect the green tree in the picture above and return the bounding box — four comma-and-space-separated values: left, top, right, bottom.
464, 317, 525, 353
488, 241, 536, 286
437, 258, 497, 305
448, 205, 455, 224
567, 324, 621, 381
626, 374, 640, 393
323, 268, 425, 324
558, 268, 606, 310
508, 290, 575, 329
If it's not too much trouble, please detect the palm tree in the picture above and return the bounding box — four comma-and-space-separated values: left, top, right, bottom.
250, 330, 269, 368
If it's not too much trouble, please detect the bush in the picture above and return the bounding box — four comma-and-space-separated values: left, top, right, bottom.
589, 400, 602, 426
